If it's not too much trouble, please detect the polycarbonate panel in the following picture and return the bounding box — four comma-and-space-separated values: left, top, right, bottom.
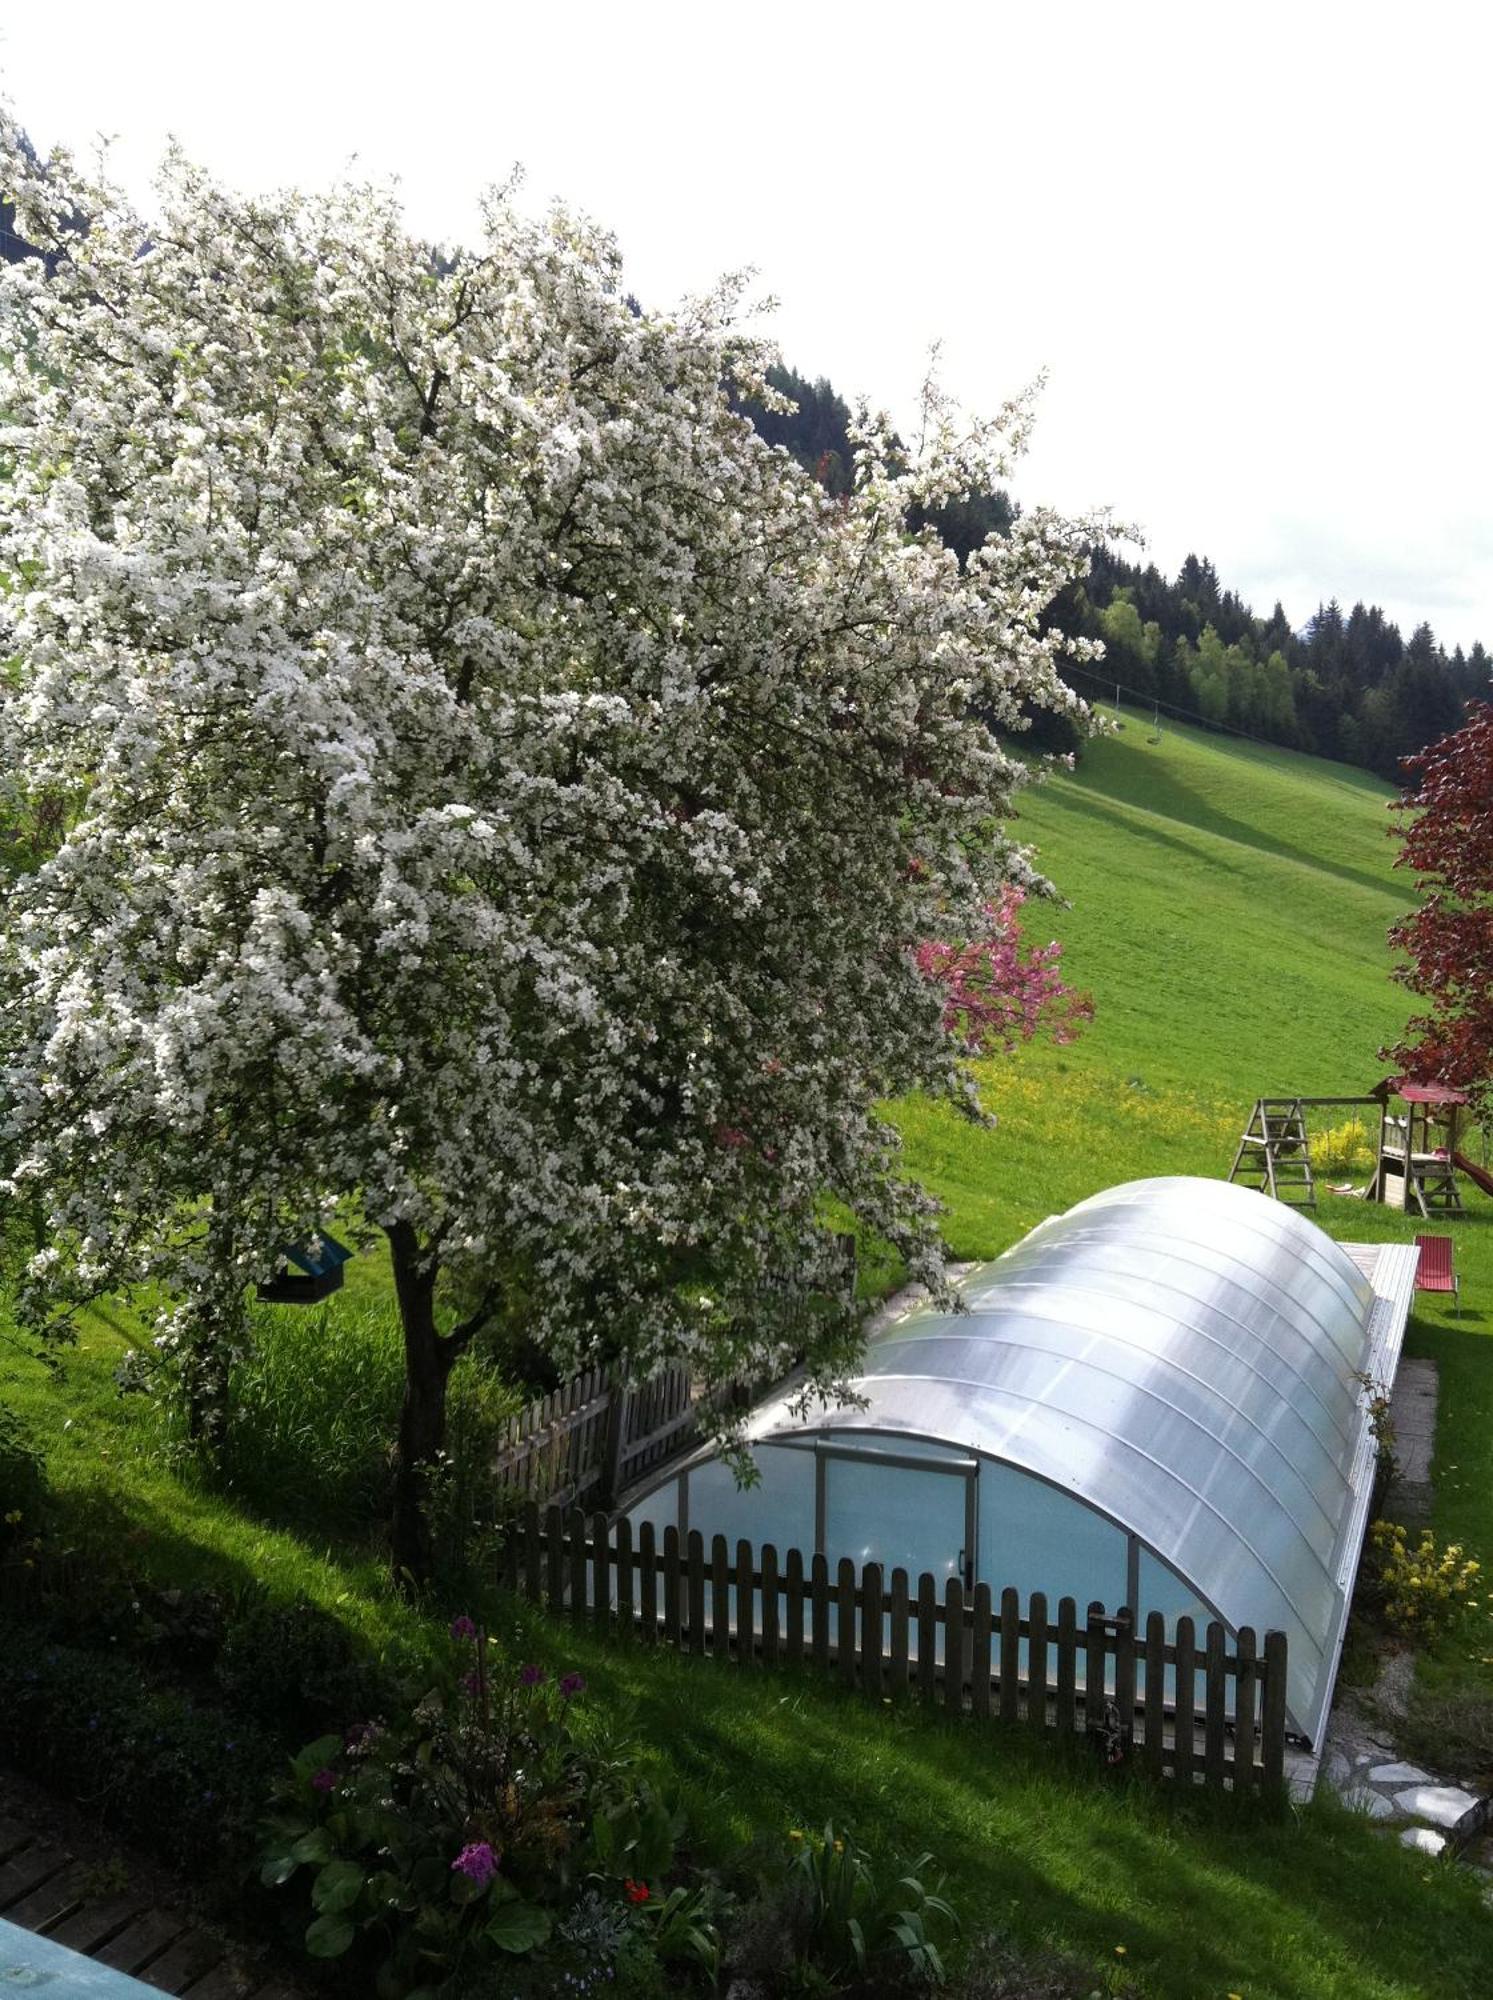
978, 1462, 1126, 1609
681, 1444, 815, 1554
824, 1453, 969, 1582
743, 1177, 1378, 1740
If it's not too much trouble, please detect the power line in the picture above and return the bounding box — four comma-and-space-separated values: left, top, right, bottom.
1059, 657, 1291, 753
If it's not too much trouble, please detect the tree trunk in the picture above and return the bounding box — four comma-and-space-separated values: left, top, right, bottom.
388, 1221, 457, 1591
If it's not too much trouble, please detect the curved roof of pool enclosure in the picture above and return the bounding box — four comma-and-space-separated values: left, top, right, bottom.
732, 1176, 1415, 1747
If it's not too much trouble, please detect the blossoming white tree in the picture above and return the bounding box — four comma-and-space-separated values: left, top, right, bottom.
0, 123, 1101, 1579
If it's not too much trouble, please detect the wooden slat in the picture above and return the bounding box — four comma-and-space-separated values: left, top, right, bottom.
943, 1577, 965, 1715
998, 1586, 1020, 1725
686, 1531, 707, 1656
1027, 1590, 1048, 1732
811, 1554, 831, 1674
837, 1559, 857, 1689
545, 1504, 565, 1613
711, 1534, 731, 1660
969, 1582, 992, 1720
738, 1541, 757, 1667
1143, 1611, 1166, 1777
1114, 1606, 1136, 1757
2, 1857, 89, 1933
97, 1908, 188, 1976
637, 1521, 658, 1643
567, 1507, 588, 1621
1262, 1630, 1288, 1792
663, 1526, 683, 1648
1055, 1596, 1077, 1736
861, 1561, 883, 1698
917, 1572, 938, 1705
1204, 1621, 1228, 1792
785, 1545, 806, 1666
1174, 1616, 1196, 1786
140, 1925, 226, 1994
888, 1568, 910, 1695
591, 1511, 611, 1634
42, 1887, 150, 1956
1084, 1602, 1107, 1742
0, 1819, 30, 1864
0, 1839, 70, 1909
613, 1514, 633, 1640
760, 1543, 781, 1666
1233, 1626, 1258, 1792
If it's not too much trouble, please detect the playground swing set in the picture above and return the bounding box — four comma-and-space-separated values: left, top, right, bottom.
1227, 1079, 1493, 1220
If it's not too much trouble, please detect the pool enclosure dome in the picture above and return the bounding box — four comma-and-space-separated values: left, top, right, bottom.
624, 1176, 1417, 1747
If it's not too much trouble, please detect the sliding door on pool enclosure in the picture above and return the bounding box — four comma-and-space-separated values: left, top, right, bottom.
819, 1446, 977, 1589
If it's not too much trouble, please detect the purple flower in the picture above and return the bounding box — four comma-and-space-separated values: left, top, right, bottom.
461, 1669, 482, 1696
449, 1614, 478, 1641
451, 1840, 499, 1887
311, 1767, 337, 1793
559, 1671, 586, 1699
344, 1722, 377, 1754
519, 1663, 545, 1687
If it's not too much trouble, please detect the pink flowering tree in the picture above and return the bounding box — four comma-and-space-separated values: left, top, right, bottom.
0, 126, 1106, 1581
916, 887, 1092, 1055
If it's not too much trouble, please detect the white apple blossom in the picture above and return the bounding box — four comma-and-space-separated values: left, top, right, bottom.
0, 121, 1104, 1577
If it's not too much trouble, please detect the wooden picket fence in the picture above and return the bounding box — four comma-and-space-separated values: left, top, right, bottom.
489, 1238, 859, 1513
501, 1502, 1290, 1795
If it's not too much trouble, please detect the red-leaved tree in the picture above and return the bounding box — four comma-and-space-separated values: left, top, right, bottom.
1385, 700, 1493, 1105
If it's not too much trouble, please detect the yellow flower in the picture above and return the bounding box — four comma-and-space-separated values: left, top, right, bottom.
2, 1510, 21, 1526
1115, 1944, 1127, 1956
833, 1839, 844, 1854
788, 1830, 803, 1843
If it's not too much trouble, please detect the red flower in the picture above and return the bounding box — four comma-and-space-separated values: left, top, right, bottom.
623, 1877, 650, 1904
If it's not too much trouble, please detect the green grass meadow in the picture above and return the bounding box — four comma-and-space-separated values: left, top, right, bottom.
4, 705, 1493, 1996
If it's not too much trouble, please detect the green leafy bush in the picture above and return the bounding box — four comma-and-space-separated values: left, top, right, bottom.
0, 1625, 279, 1877
0, 1404, 44, 1544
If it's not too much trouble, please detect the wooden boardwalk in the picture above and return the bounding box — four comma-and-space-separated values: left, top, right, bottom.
0, 1811, 297, 1997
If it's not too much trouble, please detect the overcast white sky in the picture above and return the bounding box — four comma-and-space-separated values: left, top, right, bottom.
4, 1, 1490, 651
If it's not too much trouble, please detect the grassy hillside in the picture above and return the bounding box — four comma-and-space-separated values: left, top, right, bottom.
5, 706, 1493, 1998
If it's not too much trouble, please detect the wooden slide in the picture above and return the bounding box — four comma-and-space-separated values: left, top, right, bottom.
1452, 1150, 1493, 1199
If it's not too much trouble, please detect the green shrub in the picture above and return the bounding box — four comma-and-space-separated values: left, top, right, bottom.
0, 1624, 279, 1879
216, 1589, 392, 1740
0, 1403, 44, 1542
1368, 1521, 1481, 1637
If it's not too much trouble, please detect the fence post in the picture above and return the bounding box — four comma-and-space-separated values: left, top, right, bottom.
613, 1515, 633, 1639
1055, 1597, 1077, 1737
811, 1554, 831, 1674
1084, 1601, 1107, 1746
663, 1526, 683, 1649
1204, 1622, 1228, 1792
837, 1558, 857, 1690
761, 1544, 781, 1667
686, 1531, 707, 1655
785, 1547, 806, 1667
861, 1561, 884, 1698
917, 1573, 938, 1706
1028, 1591, 1048, 1732
943, 1577, 966, 1715
591, 1511, 611, 1635
1233, 1626, 1258, 1792
523, 1500, 543, 1602
711, 1534, 731, 1660
567, 1508, 588, 1621
1143, 1611, 1165, 1776
1261, 1631, 1288, 1792
888, 1568, 910, 1696
999, 1586, 1020, 1724
539, 1504, 562, 1612
1174, 1616, 1196, 1786
637, 1522, 658, 1645
1111, 1607, 1133, 1751
970, 1582, 993, 1720
738, 1540, 757, 1668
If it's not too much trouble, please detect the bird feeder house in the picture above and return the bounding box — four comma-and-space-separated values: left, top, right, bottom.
257, 1233, 353, 1305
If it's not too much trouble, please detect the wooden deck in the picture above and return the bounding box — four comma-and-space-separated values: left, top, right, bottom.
0, 1811, 297, 1997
